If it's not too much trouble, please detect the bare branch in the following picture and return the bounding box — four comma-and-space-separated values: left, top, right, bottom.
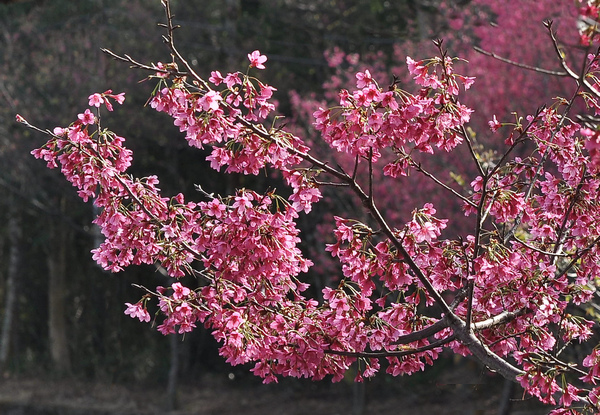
473, 46, 568, 76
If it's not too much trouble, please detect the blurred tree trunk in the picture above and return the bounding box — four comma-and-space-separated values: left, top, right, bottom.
0, 205, 21, 372
46, 196, 71, 373
166, 333, 180, 411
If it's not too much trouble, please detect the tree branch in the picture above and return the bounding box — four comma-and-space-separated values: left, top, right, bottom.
473, 46, 568, 76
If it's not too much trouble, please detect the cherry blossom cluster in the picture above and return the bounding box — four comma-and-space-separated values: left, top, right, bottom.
138, 49, 600, 410
28, 93, 200, 277
313, 54, 474, 178
148, 53, 321, 213
26, 96, 356, 381
23, 1, 600, 412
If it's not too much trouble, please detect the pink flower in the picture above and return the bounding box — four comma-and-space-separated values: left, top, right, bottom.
157, 320, 176, 335
205, 198, 226, 218
104, 99, 114, 112
406, 56, 442, 88
488, 115, 501, 132
225, 311, 244, 330
224, 73, 242, 89
406, 56, 423, 75
112, 92, 125, 104
209, 70, 224, 85
77, 109, 96, 125
88, 93, 104, 107
458, 75, 476, 90
200, 90, 222, 112
355, 70, 373, 88
172, 282, 191, 300
411, 221, 439, 243
154, 62, 169, 78
124, 302, 150, 322
558, 384, 581, 407
248, 50, 267, 69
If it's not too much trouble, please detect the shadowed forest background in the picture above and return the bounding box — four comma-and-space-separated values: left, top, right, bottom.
0, 0, 577, 413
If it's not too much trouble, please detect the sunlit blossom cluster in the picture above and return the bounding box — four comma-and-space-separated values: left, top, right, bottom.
313, 56, 473, 178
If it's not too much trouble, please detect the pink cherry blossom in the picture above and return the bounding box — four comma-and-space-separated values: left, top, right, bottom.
355, 70, 373, 88
88, 93, 104, 107
124, 302, 150, 322
77, 109, 96, 125
112, 92, 125, 104
199, 90, 222, 112
248, 50, 267, 69
209, 70, 224, 85
488, 114, 501, 132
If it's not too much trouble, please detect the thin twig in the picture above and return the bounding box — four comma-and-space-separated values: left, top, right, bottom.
546, 20, 600, 100
327, 333, 456, 358
473, 45, 568, 76
160, 0, 211, 91
411, 159, 477, 208
101, 48, 185, 77
459, 124, 485, 177
511, 236, 570, 258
